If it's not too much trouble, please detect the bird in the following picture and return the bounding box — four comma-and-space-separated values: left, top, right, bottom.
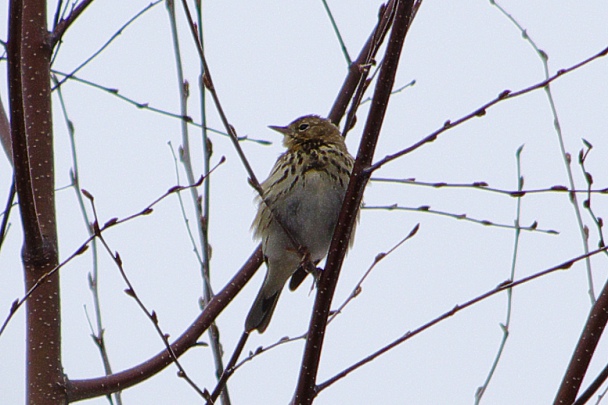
245, 115, 356, 333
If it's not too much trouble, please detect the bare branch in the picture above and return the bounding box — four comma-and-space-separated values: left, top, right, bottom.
317, 245, 608, 394
363, 204, 557, 234
50, 0, 96, 47
328, 0, 397, 126
555, 279, 608, 402
0, 97, 11, 164
294, 1, 417, 403
368, 45, 608, 173
67, 245, 262, 402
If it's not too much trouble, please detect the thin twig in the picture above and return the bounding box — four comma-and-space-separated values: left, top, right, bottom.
205, 332, 250, 405
50, 70, 269, 144
0, 180, 15, 252
165, 1, 230, 402
371, 177, 608, 197
317, 245, 608, 394
362, 204, 557, 234
475, 144, 525, 403
168, 142, 204, 265
490, 0, 595, 305
360, 79, 415, 104
54, 74, 122, 405
52, 0, 65, 31
368, 45, 608, 173
50, 0, 96, 47
321, 0, 351, 65
329, 224, 420, 322
52, 1, 163, 91
578, 140, 607, 257
86, 197, 208, 400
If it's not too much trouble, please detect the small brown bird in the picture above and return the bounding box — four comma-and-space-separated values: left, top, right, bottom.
245, 115, 355, 333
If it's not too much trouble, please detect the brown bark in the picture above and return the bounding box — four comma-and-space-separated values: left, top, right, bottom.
294, 1, 416, 403
8, 0, 63, 402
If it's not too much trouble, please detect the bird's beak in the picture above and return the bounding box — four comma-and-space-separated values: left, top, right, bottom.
268, 125, 290, 136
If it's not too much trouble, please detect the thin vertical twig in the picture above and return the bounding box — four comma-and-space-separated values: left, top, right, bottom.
475, 145, 525, 403
54, 75, 122, 405
166, 0, 230, 402
193, 2, 230, 403
490, 0, 595, 303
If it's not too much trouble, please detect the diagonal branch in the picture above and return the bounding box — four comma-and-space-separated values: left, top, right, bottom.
179, 0, 260, 189
294, 1, 417, 403
317, 245, 608, 394
328, 0, 397, 126
59, 1, 415, 399
50, 0, 96, 48
67, 246, 262, 402
368, 45, 608, 173
554, 277, 608, 403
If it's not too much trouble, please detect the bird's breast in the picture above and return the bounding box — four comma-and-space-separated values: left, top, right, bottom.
277, 170, 347, 261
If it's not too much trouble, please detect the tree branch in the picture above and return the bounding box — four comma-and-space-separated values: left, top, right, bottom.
328, 0, 397, 126
67, 246, 262, 402
50, 0, 96, 48
554, 277, 608, 404
9, 0, 62, 403
368, 45, 608, 173
293, 1, 416, 403
0, 97, 11, 164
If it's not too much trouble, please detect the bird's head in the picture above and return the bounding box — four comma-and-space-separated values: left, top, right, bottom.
269, 115, 344, 151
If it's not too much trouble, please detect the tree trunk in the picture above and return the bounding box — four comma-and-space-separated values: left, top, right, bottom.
8, 0, 64, 402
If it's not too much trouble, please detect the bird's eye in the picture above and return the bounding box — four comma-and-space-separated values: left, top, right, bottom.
298, 123, 309, 131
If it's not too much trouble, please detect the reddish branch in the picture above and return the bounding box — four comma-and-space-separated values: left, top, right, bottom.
328, 0, 397, 125
50, 0, 96, 47
60, 0, 405, 400
8, 0, 39, 246
67, 246, 262, 401
554, 278, 608, 404
8, 0, 62, 403
315, 245, 608, 394
368, 45, 608, 173
293, 1, 416, 403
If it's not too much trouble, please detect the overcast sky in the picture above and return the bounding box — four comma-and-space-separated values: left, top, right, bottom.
2, 1, 608, 404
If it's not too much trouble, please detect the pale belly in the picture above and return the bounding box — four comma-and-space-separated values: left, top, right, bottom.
274, 170, 346, 261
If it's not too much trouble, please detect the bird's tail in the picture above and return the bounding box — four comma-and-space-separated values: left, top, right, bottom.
245, 288, 282, 333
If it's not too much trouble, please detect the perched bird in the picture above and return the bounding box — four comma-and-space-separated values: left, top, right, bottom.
245, 115, 355, 333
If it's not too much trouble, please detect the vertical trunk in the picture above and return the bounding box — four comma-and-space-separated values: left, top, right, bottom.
8, 0, 64, 403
